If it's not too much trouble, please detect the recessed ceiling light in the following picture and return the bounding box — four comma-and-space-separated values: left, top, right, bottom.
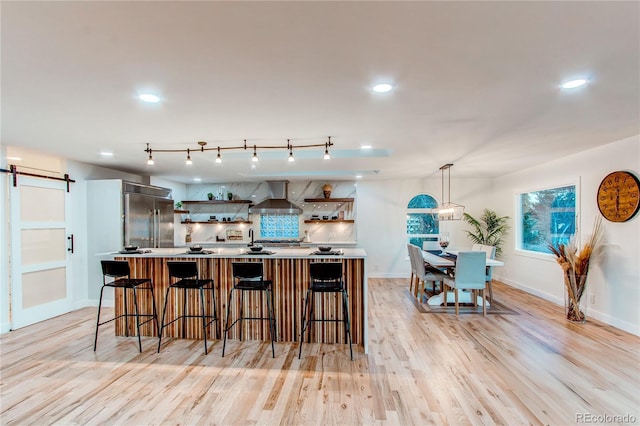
361, 145, 372, 150
139, 93, 160, 103
100, 151, 113, 157
373, 83, 394, 93
561, 79, 588, 89
193, 177, 201, 182
355, 175, 363, 179
7, 156, 21, 161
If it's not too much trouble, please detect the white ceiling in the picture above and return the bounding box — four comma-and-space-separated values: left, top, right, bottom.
2, 1, 639, 183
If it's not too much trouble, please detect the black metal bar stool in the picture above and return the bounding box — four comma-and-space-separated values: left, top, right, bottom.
299, 262, 353, 360
222, 262, 276, 358
157, 261, 218, 355
94, 260, 159, 352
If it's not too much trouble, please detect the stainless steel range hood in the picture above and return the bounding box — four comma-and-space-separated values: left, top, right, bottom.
249, 181, 302, 215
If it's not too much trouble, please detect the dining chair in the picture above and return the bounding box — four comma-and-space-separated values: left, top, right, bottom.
472, 244, 497, 304
411, 245, 447, 300
443, 251, 487, 316
407, 244, 418, 296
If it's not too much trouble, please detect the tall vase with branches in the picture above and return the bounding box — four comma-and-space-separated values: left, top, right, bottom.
548, 217, 603, 322
462, 209, 510, 256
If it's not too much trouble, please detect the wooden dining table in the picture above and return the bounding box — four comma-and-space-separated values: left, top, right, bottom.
421, 249, 504, 307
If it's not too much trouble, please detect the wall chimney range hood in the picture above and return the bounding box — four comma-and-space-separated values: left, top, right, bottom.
249, 181, 302, 215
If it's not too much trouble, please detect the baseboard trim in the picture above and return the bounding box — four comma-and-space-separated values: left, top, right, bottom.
497, 276, 639, 337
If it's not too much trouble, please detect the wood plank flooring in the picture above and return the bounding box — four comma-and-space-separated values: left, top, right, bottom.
1, 279, 638, 425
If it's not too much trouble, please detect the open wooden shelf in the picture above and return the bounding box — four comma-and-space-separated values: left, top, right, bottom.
182, 220, 253, 225
174, 209, 190, 214
181, 200, 252, 204
304, 219, 355, 224
304, 198, 354, 203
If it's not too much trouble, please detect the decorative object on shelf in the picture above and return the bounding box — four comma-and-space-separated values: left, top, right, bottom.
207, 193, 214, 200
227, 191, 233, 200
144, 137, 334, 165
463, 209, 510, 257
437, 163, 464, 220
226, 230, 243, 240
322, 184, 333, 198
548, 217, 603, 323
175, 201, 182, 209
597, 170, 640, 222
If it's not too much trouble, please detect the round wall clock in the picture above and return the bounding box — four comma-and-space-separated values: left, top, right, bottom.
597, 171, 640, 222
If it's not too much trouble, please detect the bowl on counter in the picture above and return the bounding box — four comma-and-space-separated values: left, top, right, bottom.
123, 245, 138, 251
189, 245, 203, 252
318, 246, 332, 252
249, 246, 264, 252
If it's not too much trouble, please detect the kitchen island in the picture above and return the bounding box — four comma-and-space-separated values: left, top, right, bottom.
113, 247, 368, 353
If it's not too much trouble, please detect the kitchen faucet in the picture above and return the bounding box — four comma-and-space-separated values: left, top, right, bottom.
248, 228, 254, 246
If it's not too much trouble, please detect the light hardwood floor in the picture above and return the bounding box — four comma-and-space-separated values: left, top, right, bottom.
1, 279, 638, 425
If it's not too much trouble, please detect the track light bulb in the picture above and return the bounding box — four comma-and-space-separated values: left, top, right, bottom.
324, 144, 330, 160
147, 151, 154, 165
252, 147, 259, 162
288, 150, 295, 162
185, 149, 192, 165
216, 147, 222, 163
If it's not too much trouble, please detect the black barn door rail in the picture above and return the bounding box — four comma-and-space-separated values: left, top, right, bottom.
1, 164, 76, 192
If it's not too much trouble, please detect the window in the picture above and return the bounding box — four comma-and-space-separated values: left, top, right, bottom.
406, 194, 439, 249
260, 214, 299, 238
518, 185, 576, 254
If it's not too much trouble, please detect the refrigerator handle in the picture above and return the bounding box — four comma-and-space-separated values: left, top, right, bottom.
153, 209, 159, 248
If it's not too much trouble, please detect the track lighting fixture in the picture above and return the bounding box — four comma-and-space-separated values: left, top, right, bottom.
287, 140, 295, 162
324, 136, 332, 159
146, 144, 154, 165
144, 137, 335, 166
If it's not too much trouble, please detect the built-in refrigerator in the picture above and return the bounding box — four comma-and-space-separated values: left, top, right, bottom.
122, 182, 174, 248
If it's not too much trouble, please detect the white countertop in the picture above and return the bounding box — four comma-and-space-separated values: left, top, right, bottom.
113, 247, 367, 259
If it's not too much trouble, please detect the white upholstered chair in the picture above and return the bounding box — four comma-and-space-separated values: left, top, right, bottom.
473, 244, 497, 303
443, 251, 488, 316
410, 244, 447, 300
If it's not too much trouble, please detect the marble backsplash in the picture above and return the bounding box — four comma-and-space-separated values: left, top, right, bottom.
178, 181, 357, 244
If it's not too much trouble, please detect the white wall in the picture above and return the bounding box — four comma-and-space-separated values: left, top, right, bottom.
492, 135, 639, 335
357, 176, 494, 277
0, 145, 9, 332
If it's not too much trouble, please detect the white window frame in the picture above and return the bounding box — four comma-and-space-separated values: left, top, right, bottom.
513, 179, 580, 261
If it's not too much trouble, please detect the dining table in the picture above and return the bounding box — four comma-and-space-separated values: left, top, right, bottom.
421, 249, 504, 307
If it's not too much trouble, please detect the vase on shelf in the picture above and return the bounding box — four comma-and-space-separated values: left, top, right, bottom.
207, 193, 213, 201
322, 184, 332, 198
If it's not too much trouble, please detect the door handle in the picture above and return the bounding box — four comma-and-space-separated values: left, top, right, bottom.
67, 234, 74, 254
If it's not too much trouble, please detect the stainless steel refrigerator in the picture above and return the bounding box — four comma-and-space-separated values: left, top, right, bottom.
123, 182, 174, 248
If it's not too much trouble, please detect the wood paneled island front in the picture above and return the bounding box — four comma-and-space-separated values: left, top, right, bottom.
114, 247, 368, 353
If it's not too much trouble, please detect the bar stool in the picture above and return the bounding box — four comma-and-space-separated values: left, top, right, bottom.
94, 260, 159, 352
298, 262, 353, 360
222, 262, 276, 358
157, 261, 218, 355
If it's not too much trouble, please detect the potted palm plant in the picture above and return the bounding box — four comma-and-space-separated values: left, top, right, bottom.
463, 209, 510, 256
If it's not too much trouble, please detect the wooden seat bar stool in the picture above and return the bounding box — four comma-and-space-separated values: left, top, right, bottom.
298, 262, 353, 360
222, 262, 277, 358
94, 260, 159, 352
157, 261, 218, 355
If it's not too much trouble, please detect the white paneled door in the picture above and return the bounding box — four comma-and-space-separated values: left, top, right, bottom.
10, 177, 73, 329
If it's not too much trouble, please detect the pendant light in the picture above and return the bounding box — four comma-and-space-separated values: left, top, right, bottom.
438, 163, 464, 220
